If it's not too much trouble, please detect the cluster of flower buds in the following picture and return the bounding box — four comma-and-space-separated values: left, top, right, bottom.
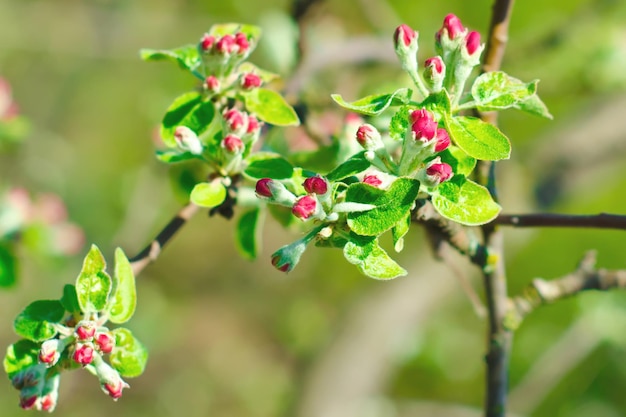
218, 107, 262, 173
255, 175, 331, 222
12, 364, 60, 412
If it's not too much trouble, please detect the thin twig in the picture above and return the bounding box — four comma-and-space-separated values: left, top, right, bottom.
495, 212, 626, 229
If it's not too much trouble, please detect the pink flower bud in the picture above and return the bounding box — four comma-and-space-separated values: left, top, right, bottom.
174, 126, 203, 155
204, 75, 220, 92
303, 176, 328, 195
442, 14, 465, 40
19, 394, 38, 410
465, 31, 481, 56
39, 394, 57, 412
292, 195, 318, 220
426, 161, 453, 185
363, 175, 383, 188
271, 255, 291, 272
95, 332, 116, 354
241, 73, 262, 90
200, 34, 215, 51
102, 376, 129, 400
39, 340, 61, 365
255, 178, 274, 198
425, 56, 444, 74
356, 124, 382, 149
75, 321, 96, 341
434, 128, 450, 152
423, 56, 446, 92
223, 108, 246, 133
246, 115, 261, 135
394, 24, 417, 48
221, 134, 244, 154
410, 109, 438, 142
216, 34, 236, 55
234, 32, 250, 53
73, 343, 94, 366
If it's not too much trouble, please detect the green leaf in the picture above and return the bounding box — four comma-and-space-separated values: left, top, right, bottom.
346, 177, 420, 236
236, 208, 261, 260
0, 242, 17, 287
343, 234, 406, 279
326, 151, 370, 181
110, 328, 148, 378
140, 45, 201, 72
391, 213, 411, 252
190, 181, 227, 208
331, 88, 412, 116
472, 71, 537, 110
4, 339, 40, 378
515, 94, 553, 119
419, 90, 452, 119
431, 176, 501, 225
160, 92, 215, 148
106, 248, 136, 324
389, 106, 411, 141
75, 244, 112, 314
244, 152, 294, 179
209, 23, 262, 42
60, 284, 80, 314
445, 116, 511, 161
243, 88, 299, 126
14, 300, 65, 342
438, 146, 477, 176
238, 62, 279, 84
155, 150, 198, 164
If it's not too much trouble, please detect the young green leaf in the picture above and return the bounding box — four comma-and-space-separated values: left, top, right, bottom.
14, 300, 65, 342
155, 150, 199, 164
236, 208, 261, 260
444, 116, 511, 161
237, 62, 279, 84
438, 146, 477, 176
389, 106, 411, 141
0, 242, 17, 287
244, 152, 294, 179
160, 93, 216, 148
331, 88, 412, 116
190, 181, 227, 208
209, 23, 262, 42
471, 71, 537, 110
346, 177, 420, 236
60, 284, 80, 314
3, 339, 40, 378
391, 213, 411, 252
106, 248, 136, 324
419, 89, 452, 119
326, 152, 371, 181
76, 245, 112, 314
515, 94, 553, 119
243, 88, 299, 126
110, 328, 148, 378
431, 176, 501, 225
343, 234, 407, 279
139, 45, 201, 73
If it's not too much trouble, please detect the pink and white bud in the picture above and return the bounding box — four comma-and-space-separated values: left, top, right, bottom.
425, 158, 454, 186
423, 56, 446, 92
73, 343, 94, 366
39, 339, 62, 366
303, 176, 329, 195
292, 195, 320, 220
39, 393, 57, 412
356, 124, 384, 150
393, 24, 419, 76
270, 238, 309, 273
19, 394, 38, 410
255, 179, 297, 206
221, 134, 244, 154
95, 332, 116, 354
174, 126, 203, 155
223, 108, 247, 134
363, 174, 383, 188
204, 75, 220, 92
102, 378, 129, 400
94, 356, 130, 400
255, 178, 274, 198
75, 321, 97, 341
200, 34, 216, 52
234, 32, 250, 54
246, 115, 261, 136
410, 109, 438, 143
241, 73, 262, 90
434, 128, 450, 152
394, 24, 417, 49
442, 14, 465, 40
216, 34, 236, 55
464, 31, 482, 57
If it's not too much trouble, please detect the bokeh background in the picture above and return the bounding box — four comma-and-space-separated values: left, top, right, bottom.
2, 0, 626, 416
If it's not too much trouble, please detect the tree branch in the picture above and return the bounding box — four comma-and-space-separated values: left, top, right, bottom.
495, 212, 626, 230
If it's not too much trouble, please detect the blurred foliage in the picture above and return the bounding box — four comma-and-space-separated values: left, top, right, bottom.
1, 0, 626, 416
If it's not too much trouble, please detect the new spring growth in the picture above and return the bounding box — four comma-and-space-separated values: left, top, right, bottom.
241, 73, 262, 90
174, 126, 203, 155
423, 56, 445, 93
393, 24, 419, 83
423, 157, 454, 187
355, 124, 394, 173
255, 179, 297, 207
270, 225, 324, 273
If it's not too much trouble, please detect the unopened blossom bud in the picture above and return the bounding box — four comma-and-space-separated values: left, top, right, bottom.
410, 109, 438, 142
255, 178, 273, 198
303, 176, 328, 195
393, 24, 419, 77
39, 339, 62, 366
75, 321, 97, 341
200, 34, 215, 52
292, 195, 320, 220
39, 393, 57, 412
463, 31, 483, 58
423, 56, 446, 92
73, 343, 94, 366
95, 332, 115, 354
442, 14, 465, 41
435, 14, 467, 61
255, 179, 297, 206
216, 34, 236, 55
434, 128, 450, 152
363, 174, 383, 188
270, 238, 309, 273
204, 75, 220, 92
223, 108, 247, 134
174, 126, 203, 155
19, 394, 38, 410
221, 134, 244, 154
356, 124, 384, 150
241, 73, 262, 90
234, 32, 250, 54
94, 357, 129, 400
246, 115, 261, 135
425, 159, 453, 186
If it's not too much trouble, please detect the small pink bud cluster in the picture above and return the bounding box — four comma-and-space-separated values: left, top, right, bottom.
409, 109, 450, 153
199, 31, 250, 56
363, 174, 383, 188
13, 366, 60, 412
424, 157, 454, 186
220, 108, 262, 164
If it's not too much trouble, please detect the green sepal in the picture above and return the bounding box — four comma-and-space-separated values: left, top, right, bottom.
343, 234, 407, 279
237, 62, 279, 84
391, 212, 411, 252
110, 328, 148, 378
419, 89, 452, 120
60, 284, 80, 314
326, 151, 370, 182
76, 244, 112, 314
438, 146, 477, 176
160, 92, 216, 148
190, 181, 227, 208
244, 152, 294, 179
106, 248, 136, 324
139, 45, 201, 73
243, 88, 299, 126
389, 106, 411, 141
3, 339, 40, 378
0, 242, 17, 287
236, 208, 261, 260
431, 175, 501, 226
14, 300, 65, 342
155, 150, 199, 164
346, 177, 420, 236
444, 115, 511, 161
331, 88, 412, 116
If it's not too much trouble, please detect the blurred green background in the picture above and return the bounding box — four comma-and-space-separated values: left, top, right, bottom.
2, 0, 626, 416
